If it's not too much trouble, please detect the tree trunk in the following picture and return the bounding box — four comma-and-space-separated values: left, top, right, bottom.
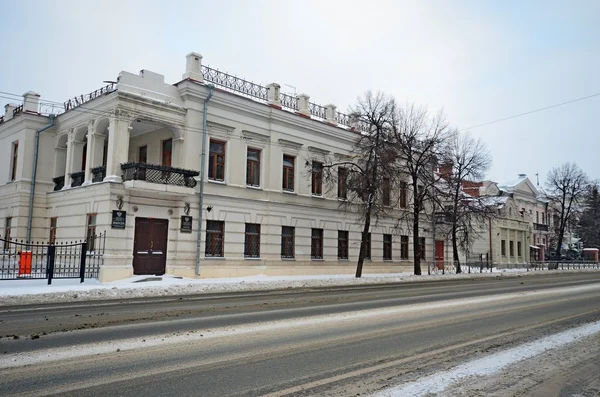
452, 225, 461, 273
356, 209, 371, 278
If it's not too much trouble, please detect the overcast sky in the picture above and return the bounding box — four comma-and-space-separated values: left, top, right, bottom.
2, 0, 599, 184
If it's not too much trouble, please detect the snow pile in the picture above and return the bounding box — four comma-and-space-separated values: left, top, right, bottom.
371, 320, 600, 397
0, 268, 597, 306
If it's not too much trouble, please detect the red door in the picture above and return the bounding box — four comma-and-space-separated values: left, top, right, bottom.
435, 240, 444, 270
133, 218, 168, 275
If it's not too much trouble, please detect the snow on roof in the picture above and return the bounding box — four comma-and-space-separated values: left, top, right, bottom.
497, 175, 528, 191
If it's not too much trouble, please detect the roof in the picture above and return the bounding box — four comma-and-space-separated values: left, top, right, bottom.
497, 175, 528, 192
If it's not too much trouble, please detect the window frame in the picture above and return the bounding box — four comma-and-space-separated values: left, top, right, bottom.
246, 148, 261, 187
509, 240, 514, 257
399, 182, 407, 208
501, 239, 506, 256
382, 177, 391, 206
205, 220, 225, 257
383, 234, 392, 261
244, 223, 261, 258
281, 226, 295, 259
311, 161, 323, 196
400, 235, 409, 260
208, 139, 226, 182
311, 228, 324, 260
4, 217, 12, 250
419, 237, 426, 260
282, 155, 295, 192
517, 241, 522, 257
337, 230, 349, 259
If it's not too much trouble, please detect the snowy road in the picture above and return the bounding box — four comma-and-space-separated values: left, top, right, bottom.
1, 273, 599, 396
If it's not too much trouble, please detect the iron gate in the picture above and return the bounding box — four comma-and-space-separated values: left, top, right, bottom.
0, 232, 105, 284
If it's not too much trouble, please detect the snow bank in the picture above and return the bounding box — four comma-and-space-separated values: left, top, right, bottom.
371, 320, 600, 397
0, 268, 596, 306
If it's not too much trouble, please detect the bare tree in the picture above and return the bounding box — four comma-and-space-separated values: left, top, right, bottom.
315, 91, 398, 277
436, 132, 493, 273
392, 105, 452, 275
545, 163, 588, 258
576, 182, 600, 249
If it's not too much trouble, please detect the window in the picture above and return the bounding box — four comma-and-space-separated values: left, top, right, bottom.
363, 232, 371, 260
401, 235, 409, 260
244, 223, 260, 258
382, 177, 391, 206
282, 155, 295, 191
399, 182, 407, 208
509, 241, 514, 257
86, 214, 97, 252
536, 211, 539, 223
311, 161, 323, 196
542, 213, 545, 224
338, 167, 348, 199
246, 148, 261, 187
49, 217, 57, 244
81, 143, 87, 171
205, 220, 224, 257
281, 226, 295, 259
208, 140, 225, 181
4, 217, 12, 250
162, 139, 172, 167
517, 241, 522, 257
383, 234, 392, 260
311, 228, 323, 259
338, 231, 349, 259
501, 240, 506, 256
419, 237, 426, 260
10, 141, 18, 181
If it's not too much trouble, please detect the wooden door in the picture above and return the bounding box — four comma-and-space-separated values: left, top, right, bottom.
435, 240, 444, 270
133, 218, 168, 275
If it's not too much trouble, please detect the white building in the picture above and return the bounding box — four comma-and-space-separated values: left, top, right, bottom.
0, 52, 430, 282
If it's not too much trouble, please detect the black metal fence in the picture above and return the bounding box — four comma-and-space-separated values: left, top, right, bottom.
0, 232, 105, 284
121, 162, 199, 187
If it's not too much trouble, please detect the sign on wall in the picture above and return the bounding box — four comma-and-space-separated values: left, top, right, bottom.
111, 210, 127, 229
180, 216, 193, 233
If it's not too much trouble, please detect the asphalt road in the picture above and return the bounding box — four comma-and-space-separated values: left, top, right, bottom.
1, 273, 599, 396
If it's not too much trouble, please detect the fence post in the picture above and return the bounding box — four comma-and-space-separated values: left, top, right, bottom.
47, 244, 56, 285
80, 241, 88, 283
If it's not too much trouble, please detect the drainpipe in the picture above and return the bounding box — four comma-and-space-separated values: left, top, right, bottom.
195, 85, 214, 275
27, 114, 56, 244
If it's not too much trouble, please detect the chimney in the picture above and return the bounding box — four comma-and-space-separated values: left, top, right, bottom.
4, 103, 16, 121
182, 52, 203, 82
518, 173, 527, 178
23, 91, 40, 113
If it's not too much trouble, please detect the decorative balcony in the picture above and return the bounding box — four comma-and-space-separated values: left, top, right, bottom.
534, 223, 549, 232
91, 166, 106, 183
121, 162, 199, 188
53, 176, 65, 191
70, 171, 85, 187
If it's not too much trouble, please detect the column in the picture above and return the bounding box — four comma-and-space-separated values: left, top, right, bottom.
62, 129, 74, 189
104, 113, 131, 182
172, 137, 184, 169
83, 120, 96, 185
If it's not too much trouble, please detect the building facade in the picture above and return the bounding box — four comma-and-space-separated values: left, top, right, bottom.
0, 52, 432, 282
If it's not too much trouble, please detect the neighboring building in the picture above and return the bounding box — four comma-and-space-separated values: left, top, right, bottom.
0, 52, 430, 282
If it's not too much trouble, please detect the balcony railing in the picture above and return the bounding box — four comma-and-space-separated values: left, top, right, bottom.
70, 171, 85, 187
53, 176, 65, 191
121, 162, 199, 188
91, 166, 106, 183
534, 223, 549, 232
63, 83, 116, 112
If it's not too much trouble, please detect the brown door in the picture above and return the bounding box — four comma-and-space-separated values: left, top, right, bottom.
435, 240, 444, 270
133, 218, 168, 275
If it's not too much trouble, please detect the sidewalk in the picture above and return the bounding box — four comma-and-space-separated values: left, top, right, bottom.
0, 267, 595, 306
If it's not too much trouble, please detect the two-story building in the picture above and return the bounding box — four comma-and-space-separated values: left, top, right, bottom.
0, 52, 431, 282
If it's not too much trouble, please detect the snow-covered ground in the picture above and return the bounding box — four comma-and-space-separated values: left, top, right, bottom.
0, 267, 596, 306
371, 320, 600, 397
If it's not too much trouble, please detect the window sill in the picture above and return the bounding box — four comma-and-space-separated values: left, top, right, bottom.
204, 256, 226, 260
282, 190, 297, 195
311, 258, 324, 261
311, 194, 324, 199
383, 259, 393, 262
338, 197, 347, 202
281, 258, 296, 261
208, 179, 226, 185
246, 185, 262, 190
244, 257, 262, 260
338, 258, 350, 262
